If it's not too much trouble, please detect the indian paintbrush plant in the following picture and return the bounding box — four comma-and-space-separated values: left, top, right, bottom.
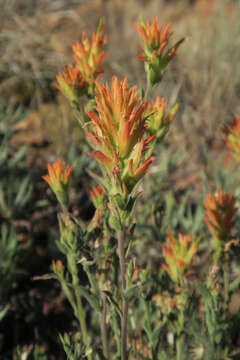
39, 15, 240, 360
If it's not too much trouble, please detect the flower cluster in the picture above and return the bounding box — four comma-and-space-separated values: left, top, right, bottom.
54, 19, 108, 101
134, 16, 184, 87
224, 115, 240, 161
162, 232, 201, 284
42, 158, 73, 206
86, 76, 155, 197
204, 189, 237, 242
145, 96, 178, 139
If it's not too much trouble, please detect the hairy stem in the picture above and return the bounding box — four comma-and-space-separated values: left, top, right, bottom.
117, 228, 128, 360
176, 336, 184, 360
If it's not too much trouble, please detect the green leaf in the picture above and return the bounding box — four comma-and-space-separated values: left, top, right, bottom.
123, 283, 141, 301
0, 306, 9, 321
152, 326, 163, 350
9, 145, 28, 168
15, 176, 31, 207
0, 183, 8, 214
0, 142, 8, 166
104, 290, 122, 317
86, 169, 107, 189
78, 286, 101, 312
196, 283, 211, 301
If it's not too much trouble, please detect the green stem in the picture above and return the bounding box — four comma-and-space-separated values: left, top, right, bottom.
176, 290, 187, 360
144, 73, 151, 102
176, 336, 184, 360
61, 207, 91, 358
85, 265, 110, 358
145, 301, 157, 360
223, 261, 230, 310
101, 294, 110, 359
61, 280, 77, 314
117, 228, 128, 360
213, 237, 222, 265
85, 266, 99, 296
112, 310, 121, 356
68, 254, 92, 360
85, 265, 109, 358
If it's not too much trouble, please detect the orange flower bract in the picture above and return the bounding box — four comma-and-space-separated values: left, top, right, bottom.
86, 76, 156, 194
145, 96, 178, 138
53, 64, 85, 103
134, 15, 184, 62
162, 232, 201, 284
43, 158, 73, 187
42, 158, 73, 206
72, 19, 108, 95
54, 19, 108, 100
204, 189, 237, 241
135, 17, 174, 60
225, 115, 240, 161
134, 15, 184, 87
90, 185, 106, 208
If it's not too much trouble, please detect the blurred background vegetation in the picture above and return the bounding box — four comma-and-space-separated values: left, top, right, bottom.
1, 0, 240, 358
